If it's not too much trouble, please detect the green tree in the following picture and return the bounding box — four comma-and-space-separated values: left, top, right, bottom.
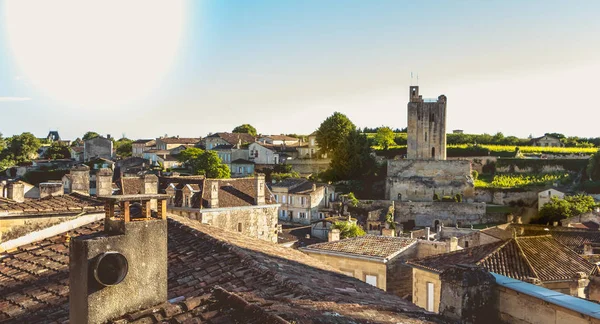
232, 124, 257, 136
331, 221, 365, 239
82, 131, 100, 141
315, 112, 356, 154
114, 138, 133, 158
0, 132, 5, 151
347, 192, 359, 207
178, 148, 230, 178
328, 129, 375, 180
537, 194, 596, 224
587, 150, 600, 181
44, 142, 71, 160
4, 132, 41, 163
374, 126, 395, 150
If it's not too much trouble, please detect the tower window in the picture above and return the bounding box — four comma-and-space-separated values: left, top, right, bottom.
425, 132, 428, 141
432, 147, 436, 158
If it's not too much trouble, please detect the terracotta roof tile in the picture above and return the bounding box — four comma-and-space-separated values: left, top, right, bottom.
409, 236, 598, 282
302, 235, 417, 259
0, 193, 104, 216
207, 133, 255, 146
0, 215, 443, 323
158, 137, 201, 145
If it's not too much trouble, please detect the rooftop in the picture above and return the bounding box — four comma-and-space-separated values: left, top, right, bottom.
409, 236, 598, 282
302, 235, 417, 261
158, 137, 201, 145
206, 132, 255, 146
0, 215, 442, 323
0, 193, 104, 217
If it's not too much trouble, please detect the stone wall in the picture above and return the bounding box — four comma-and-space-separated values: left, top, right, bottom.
83, 136, 113, 161
448, 156, 497, 174
394, 201, 488, 227
169, 205, 279, 243
302, 251, 388, 290
386, 159, 474, 202
496, 284, 597, 324
1, 215, 79, 242
286, 159, 331, 176
386, 244, 419, 298
416, 240, 452, 258
412, 268, 442, 313
473, 188, 538, 205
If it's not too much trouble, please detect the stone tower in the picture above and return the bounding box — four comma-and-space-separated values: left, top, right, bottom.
407, 86, 447, 160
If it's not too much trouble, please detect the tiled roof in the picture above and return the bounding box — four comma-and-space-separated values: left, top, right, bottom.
0, 215, 442, 323
120, 177, 144, 195
160, 176, 275, 209
158, 137, 201, 145
302, 235, 417, 260
261, 135, 299, 141
480, 226, 514, 240
269, 178, 326, 194
132, 139, 155, 144
0, 193, 104, 217
409, 236, 598, 282
509, 224, 600, 254
207, 133, 255, 146
231, 158, 254, 164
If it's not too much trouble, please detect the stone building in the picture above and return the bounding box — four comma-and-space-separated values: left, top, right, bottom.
155, 136, 201, 151
538, 188, 565, 210
161, 175, 280, 243
297, 132, 325, 159
407, 86, 447, 160
269, 178, 336, 225
83, 135, 113, 161
62, 164, 91, 195
300, 235, 418, 296
531, 134, 563, 147
131, 139, 155, 157
386, 87, 474, 202
203, 132, 255, 150
408, 235, 599, 313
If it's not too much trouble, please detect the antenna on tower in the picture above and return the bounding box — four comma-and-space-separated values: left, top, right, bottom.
417, 73, 419, 86
410, 72, 414, 85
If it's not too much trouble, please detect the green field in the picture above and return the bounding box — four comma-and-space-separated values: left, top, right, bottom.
371, 143, 597, 155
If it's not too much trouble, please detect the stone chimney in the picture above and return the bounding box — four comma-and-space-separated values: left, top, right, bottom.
70, 164, 90, 195
70, 194, 169, 324
39, 182, 64, 199
328, 228, 340, 242
143, 174, 159, 210
381, 228, 395, 237
439, 265, 497, 323
449, 237, 459, 252
255, 174, 265, 205
571, 272, 589, 298
0, 181, 5, 198
7, 182, 25, 203
96, 168, 113, 197
312, 183, 317, 191
584, 242, 593, 255
208, 181, 219, 208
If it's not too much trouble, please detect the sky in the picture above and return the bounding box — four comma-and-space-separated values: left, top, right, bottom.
0, 0, 599, 140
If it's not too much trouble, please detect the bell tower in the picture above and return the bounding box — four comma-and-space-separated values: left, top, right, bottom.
407, 87, 447, 160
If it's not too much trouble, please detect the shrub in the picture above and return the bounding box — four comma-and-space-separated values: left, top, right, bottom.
471, 170, 479, 180
455, 193, 463, 202
433, 193, 440, 201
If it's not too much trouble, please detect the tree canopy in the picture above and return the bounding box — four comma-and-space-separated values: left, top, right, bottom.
114, 138, 133, 158
537, 194, 596, 224
587, 150, 600, 181
82, 131, 100, 141
374, 126, 395, 150
327, 129, 375, 181
232, 124, 257, 136
43, 142, 71, 160
315, 112, 356, 154
331, 220, 365, 239
178, 147, 230, 178
2, 132, 41, 164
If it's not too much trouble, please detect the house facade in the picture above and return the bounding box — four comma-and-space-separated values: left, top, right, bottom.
538, 188, 566, 210
256, 135, 299, 146
155, 137, 201, 151
203, 132, 255, 150
131, 139, 156, 157
269, 178, 336, 225
230, 159, 255, 178
83, 135, 113, 161
160, 175, 280, 243
297, 133, 324, 159
531, 135, 563, 147
248, 142, 281, 165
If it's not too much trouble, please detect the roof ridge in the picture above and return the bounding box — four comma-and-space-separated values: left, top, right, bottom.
475, 239, 514, 265
513, 237, 541, 281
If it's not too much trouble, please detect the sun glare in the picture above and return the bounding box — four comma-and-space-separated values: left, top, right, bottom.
4, 1, 185, 109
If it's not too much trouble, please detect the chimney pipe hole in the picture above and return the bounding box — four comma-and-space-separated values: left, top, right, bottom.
93, 251, 128, 286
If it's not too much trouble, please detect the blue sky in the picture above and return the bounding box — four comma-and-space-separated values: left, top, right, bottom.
1, 0, 599, 140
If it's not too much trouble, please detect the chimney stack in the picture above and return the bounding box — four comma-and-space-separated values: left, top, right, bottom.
39, 182, 64, 199
584, 242, 594, 255
70, 164, 91, 195
328, 228, 340, 242
255, 174, 265, 205
449, 237, 458, 252
7, 182, 25, 203
208, 181, 219, 208
70, 194, 170, 324
96, 168, 113, 197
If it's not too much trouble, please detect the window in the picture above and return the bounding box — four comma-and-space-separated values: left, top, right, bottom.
237, 223, 243, 232
289, 196, 294, 205
299, 212, 306, 219
274, 194, 279, 203
365, 275, 377, 287
426, 282, 435, 312
425, 132, 427, 141
282, 195, 287, 203
319, 212, 324, 219
464, 241, 469, 248
301, 197, 306, 205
